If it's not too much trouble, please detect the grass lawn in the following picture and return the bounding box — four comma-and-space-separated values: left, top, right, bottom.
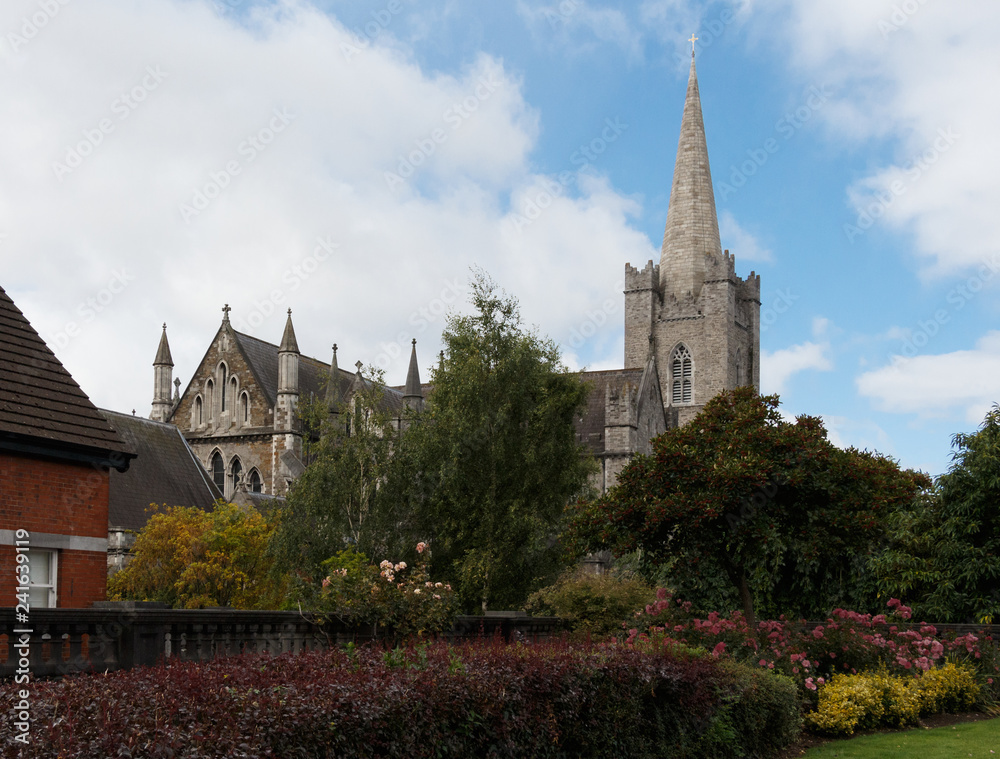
800, 717, 1000, 758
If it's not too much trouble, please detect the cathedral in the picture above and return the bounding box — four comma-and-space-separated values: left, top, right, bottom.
149, 51, 760, 500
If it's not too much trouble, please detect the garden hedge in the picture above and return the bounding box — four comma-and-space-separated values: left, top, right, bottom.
1, 639, 799, 758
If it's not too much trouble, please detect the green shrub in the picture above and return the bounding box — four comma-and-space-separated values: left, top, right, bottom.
717, 660, 802, 757
524, 568, 656, 638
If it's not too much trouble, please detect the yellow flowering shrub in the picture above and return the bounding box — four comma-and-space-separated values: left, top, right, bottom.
914, 663, 980, 714
805, 671, 920, 735
805, 664, 981, 736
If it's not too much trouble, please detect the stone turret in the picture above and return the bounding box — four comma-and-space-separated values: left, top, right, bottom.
275, 309, 299, 432
403, 339, 424, 412
659, 52, 722, 300
150, 324, 174, 422
326, 343, 341, 410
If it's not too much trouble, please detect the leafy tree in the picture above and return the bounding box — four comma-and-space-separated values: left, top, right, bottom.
403, 271, 594, 611
108, 501, 285, 609
874, 404, 1000, 623
271, 367, 411, 582
567, 388, 929, 626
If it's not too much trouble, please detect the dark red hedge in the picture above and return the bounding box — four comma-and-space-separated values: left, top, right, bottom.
1, 639, 799, 758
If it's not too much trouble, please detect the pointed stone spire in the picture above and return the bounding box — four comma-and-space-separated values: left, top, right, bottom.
326, 343, 341, 408
151, 324, 174, 423
279, 309, 299, 354
154, 323, 173, 367
660, 51, 722, 299
403, 339, 424, 411
276, 310, 300, 428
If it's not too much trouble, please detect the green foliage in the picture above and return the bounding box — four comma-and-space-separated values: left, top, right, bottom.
524, 568, 656, 639
568, 388, 930, 625
401, 270, 594, 611
108, 501, 286, 609
271, 367, 412, 581
874, 404, 1000, 623
315, 545, 456, 640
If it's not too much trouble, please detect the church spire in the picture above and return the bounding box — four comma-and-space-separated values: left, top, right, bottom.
278, 309, 299, 354
326, 343, 341, 409
403, 339, 424, 411
659, 50, 722, 299
151, 324, 174, 422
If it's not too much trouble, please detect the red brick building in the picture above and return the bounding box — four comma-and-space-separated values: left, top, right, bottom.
0, 285, 134, 608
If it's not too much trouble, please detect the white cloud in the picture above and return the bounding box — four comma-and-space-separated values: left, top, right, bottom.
0, 0, 651, 416
719, 210, 773, 263
761, 341, 833, 394
754, 0, 1000, 276
857, 331, 1000, 422
821, 415, 896, 457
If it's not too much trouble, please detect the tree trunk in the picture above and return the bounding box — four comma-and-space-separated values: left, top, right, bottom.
722, 558, 757, 630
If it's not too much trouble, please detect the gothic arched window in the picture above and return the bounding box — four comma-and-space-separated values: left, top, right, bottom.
240, 391, 249, 424
230, 458, 243, 496
194, 396, 203, 427
248, 469, 262, 494
210, 451, 225, 492
671, 344, 693, 405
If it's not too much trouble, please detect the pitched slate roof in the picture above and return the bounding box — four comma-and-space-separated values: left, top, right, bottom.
0, 285, 133, 469
575, 368, 644, 456
102, 409, 222, 531
233, 330, 405, 412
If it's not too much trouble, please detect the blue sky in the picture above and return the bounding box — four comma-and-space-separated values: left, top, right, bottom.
1, 0, 997, 477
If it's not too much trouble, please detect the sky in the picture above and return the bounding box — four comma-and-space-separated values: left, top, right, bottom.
1, 0, 997, 478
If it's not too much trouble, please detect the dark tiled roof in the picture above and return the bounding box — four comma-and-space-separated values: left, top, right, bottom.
574, 369, 644, 455
235, 330, 404, 413
102, 409, 222, 531
0, 285, 133, 467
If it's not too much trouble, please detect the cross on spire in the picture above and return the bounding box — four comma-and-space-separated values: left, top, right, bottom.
222, 304, 231, 322
688, 33, 698, 56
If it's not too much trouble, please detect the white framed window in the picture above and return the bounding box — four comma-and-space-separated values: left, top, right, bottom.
671, 344, 693, 405
29, 549, 58, 608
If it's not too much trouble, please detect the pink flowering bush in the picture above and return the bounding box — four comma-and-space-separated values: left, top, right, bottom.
623, 591, 1000, 712
315, 545, 456, 640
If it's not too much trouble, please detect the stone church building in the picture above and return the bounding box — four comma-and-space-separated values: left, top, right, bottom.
149, 51, 760, 500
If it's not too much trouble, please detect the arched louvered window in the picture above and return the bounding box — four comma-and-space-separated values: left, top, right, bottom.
219, 364, 228, 412
206, 380, 215, 421
671, 345, 693, 405
211, 451, 225, 492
